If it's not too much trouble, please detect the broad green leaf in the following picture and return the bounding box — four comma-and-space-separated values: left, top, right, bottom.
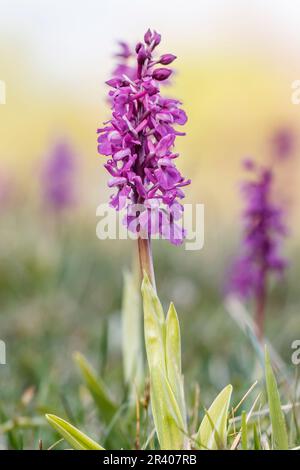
141, 274, 166, 373
74, 352, 117, 424
150, 367, 186, 450
165, 302, 186, 426
165, 303, 181, 385
141, 272, 165, 322
241, 410, 248, 450
141, 274, 187, 450
46, 414, 104, 450
121, 270, 143, 390
195, 384, 233, 450
265, 347, 289, 449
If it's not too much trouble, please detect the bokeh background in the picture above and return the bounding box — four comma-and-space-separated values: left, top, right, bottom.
0, 0, 300, 449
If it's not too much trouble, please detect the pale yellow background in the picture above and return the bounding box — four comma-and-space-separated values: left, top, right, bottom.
1, 0, 299, 237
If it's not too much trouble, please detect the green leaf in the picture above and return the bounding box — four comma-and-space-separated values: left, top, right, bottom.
45, 414, 104, 450
253, 422, 261, 450
141, 274, 187, 450
241, 410, 248, 450
165, 302, 186, 426
195, 384, 233, 450
121, 270, 143, 391
98, 317, 109, 376
265, 347, 289, 449
74, 352, 117, 424
150, 367, 186, 450
141, 274, 166, 373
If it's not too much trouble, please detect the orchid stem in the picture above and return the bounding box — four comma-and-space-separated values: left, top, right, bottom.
137, 237, 156, 292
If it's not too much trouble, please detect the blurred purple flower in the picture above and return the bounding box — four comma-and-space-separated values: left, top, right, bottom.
271, 128, 295, 160
228, 159, 288, 301
42, 140, 77, 211
97, 29, 190, 244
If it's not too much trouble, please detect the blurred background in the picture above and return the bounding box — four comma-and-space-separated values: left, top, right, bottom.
0, 0, 300, 449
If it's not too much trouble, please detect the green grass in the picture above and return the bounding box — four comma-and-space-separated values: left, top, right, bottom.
0, 206, 299, 449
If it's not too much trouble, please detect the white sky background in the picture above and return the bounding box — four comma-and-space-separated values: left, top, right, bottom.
1, 0, 300, 86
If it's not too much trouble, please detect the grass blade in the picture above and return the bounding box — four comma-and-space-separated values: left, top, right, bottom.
253, 422, 261, 450
195, 384, 232, 450
265, 347, 289, 449
241, 411, 248, 450
230, 393, 261, 450
45, 414, 104, 450
74, 352, 117, 424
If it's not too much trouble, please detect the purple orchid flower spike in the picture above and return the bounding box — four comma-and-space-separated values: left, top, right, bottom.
42, 140, 77, 212
97, 29, 190, 287
227, 158, 288, 339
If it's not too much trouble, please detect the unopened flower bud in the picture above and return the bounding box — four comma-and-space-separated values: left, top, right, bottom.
152, 68, 172, 81
159, 54, 176, 65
